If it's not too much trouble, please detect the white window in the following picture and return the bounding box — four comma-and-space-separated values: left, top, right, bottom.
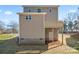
49, 8, 52, 13
37, 9, 41, 12
28, 9, 31, 12
26, 15, 32, 20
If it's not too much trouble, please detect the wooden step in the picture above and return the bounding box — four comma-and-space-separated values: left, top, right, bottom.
48, 41, 62, 49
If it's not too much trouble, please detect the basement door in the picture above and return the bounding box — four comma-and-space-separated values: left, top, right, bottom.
45, 28, 54, 44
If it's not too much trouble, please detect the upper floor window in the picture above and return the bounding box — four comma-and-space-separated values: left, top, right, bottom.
49, 8, 52, 13
37, 9, 41, 12
28, 9, 31, 12
26, 15, 32, 20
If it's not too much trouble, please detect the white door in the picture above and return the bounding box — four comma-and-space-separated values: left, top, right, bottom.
49, 29, 54, 41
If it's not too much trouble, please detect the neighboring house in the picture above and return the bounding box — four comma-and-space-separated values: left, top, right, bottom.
0, 28, 5, 34
0, 29, 3, 34
18, 5, 63, 45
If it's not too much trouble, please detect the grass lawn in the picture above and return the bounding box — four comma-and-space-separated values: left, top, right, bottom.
0, 34, 16, 44
0, 34, 16, 40
0, 34, 17, 53
65, 33, 79, 52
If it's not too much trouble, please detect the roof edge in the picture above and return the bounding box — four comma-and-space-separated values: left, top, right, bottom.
22, 5, 59, 7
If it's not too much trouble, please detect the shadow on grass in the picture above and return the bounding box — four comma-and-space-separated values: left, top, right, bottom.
0, 37, 48, 54
66, 33, 79, 51
0, 37, 18, 54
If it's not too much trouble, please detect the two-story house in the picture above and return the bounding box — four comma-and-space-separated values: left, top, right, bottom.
18, 5, 63, 45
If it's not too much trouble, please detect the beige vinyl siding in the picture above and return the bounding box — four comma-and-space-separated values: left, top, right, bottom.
19, 13, 46, 44
45, 7, 58, 22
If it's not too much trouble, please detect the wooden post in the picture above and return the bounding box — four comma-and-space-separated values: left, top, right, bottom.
62, 28, 63, 45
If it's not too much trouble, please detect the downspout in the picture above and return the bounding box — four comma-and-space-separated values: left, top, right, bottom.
18, 14, 21, 45
43, 13, 46, 44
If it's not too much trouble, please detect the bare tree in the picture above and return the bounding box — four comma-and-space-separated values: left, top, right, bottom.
8, 21, 18, 34
64, 11, 77, 32
63, 20, 68, 32
73, 20, 78, 32
0, 20, 5, 34
68, 21, 73, 32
